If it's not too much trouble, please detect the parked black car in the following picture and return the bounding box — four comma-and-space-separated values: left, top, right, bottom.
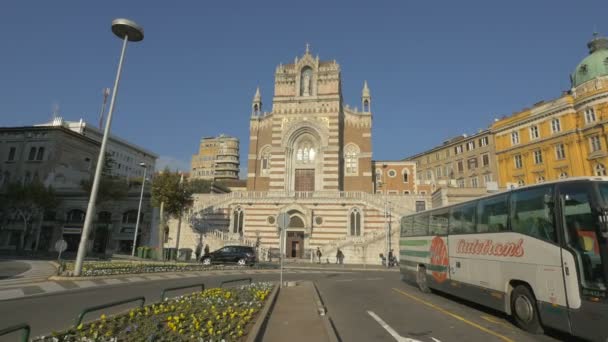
201, 245, 256, 266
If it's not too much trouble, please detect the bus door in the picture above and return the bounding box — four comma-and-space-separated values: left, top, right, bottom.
558, 182, 608, 341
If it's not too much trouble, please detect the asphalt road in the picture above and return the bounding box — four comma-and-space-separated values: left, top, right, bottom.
0, 270, 575, 342
0, 261, 30, 280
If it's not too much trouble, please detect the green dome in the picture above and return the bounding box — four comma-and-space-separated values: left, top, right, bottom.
571, 35, 608, 88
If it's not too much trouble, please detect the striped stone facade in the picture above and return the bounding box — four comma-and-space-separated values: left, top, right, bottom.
166, 48, 430, 263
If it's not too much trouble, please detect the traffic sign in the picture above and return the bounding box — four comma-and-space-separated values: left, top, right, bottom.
54, 239, 67, 253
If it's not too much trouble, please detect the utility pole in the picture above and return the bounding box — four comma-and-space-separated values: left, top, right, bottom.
98, 88, 110, 129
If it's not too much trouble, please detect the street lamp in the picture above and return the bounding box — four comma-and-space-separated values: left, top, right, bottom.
131, 162, 147, 256
73, 18, 144, 276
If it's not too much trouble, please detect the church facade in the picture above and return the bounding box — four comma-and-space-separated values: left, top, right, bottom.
167, 47, 430, 263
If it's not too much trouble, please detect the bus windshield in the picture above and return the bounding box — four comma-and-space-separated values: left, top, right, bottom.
562, 183, 608, 290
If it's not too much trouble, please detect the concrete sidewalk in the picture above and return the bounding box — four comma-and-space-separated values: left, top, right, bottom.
261, 281, 336, 342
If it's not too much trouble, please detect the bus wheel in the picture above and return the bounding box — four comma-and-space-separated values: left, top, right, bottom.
511, 285, 543, 334
416, 266, 431, 293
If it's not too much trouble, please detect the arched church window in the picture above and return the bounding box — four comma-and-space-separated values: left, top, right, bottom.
402, 169, 409, 183
260, 146, 271, 175
296, 140, 315, 163
300, 66, 313, 96
349, 208, 362, 236
233, 207, 244, 234
344, 144, 360, 175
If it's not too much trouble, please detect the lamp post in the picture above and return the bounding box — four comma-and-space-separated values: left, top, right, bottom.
73, 18, 144, 276
131, 162, 147, 257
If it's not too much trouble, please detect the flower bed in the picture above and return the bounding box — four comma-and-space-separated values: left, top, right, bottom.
34, 282, 273, 341
59, 262, 276, 277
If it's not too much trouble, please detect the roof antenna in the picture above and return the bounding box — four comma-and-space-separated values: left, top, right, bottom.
98, 88, 111, 129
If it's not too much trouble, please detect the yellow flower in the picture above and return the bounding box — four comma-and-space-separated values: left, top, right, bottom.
100, 314, 106, 320
76, 323, 83, 330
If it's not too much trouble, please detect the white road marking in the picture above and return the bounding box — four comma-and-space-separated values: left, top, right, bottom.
365, 277, 384, 281
126, 277, 146, 282
367, 310, 441, 342
103, 279, 122, 285
335, 278, 355, 282
0, 289, 24, 300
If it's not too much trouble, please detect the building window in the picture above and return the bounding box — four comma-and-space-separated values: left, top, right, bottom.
551, 118, 561, 133
261, 147, 271, 175
28, 147, 36, 161
536, 176, 545, 184
471, 177, 478, 188
555, 144, 566, 160
483, 174, 493, 184
426, 169, 433, 181
445, 164, 452, 178
66, 209, 86, 224
122, 210, 142, 224
445, 150, 450, 158
7, 147, 16, 161
457, 178, 465, 188
455, 145, 463, 154
467, 141, 475, 151
467, 157, 478, 170
403, 190, 410, 195
482, 154, 489, 167
402, 170, 409, 183
514, 154, 523, 169
388, 169, 397, 177
590, 135, 602, 152
533, 150, 543, 164
457, 160, 464, 173
595, 163, 607, 176
375, 169, 382, 188
415, 201, 426, 212
435, 166, 442, 178
349, 208, 362, 236
559, 172, 568, 179
435, 152, 440, 161
585, 108, 596, 124
479, 136, 489, 147
345, 144, 359, 175
296, 139, 316, 163
529, 125, 540, 140
36, 147, 45, 161
517, 179, 525, 187
511, 132, 520, 145
233, 207, 244, 234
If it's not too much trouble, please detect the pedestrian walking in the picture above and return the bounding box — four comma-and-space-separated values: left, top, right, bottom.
388, 249, 396, 267
316, 247, 322, 264
337, 249, 344, 264
204, 244, 210, 257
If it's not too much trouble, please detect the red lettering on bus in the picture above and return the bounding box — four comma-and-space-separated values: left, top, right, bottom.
455, 238, 524, 258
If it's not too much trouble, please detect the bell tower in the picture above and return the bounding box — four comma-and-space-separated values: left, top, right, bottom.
252, 86, 262, 116
362, 80, 371, 112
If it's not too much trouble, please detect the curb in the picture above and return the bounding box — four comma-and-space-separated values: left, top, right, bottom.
284, 266, 398, 272
312, 282, 341, 342
246, 283, 280, 342
48, 267, 279, 281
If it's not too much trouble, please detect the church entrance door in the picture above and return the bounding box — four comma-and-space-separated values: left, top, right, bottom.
286, 231, 305, 258
295, 169, 315, 191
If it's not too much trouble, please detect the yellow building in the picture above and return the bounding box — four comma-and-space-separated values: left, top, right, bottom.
191, 134, 240, 181
492, 34, 608, 187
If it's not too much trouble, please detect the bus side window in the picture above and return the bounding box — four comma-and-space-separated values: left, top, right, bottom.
477, 194, 509, 233
430, 210, 449, 235
413, 214, 429, 236
449, 203, 476, 234
510, 186, 556, 243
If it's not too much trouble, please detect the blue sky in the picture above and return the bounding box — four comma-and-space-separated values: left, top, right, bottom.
1, 0, 606, 174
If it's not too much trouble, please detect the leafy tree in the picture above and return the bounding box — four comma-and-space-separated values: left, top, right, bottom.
80, 153, 128, 204
2, 181, 60, 251
151, 168, 193, 217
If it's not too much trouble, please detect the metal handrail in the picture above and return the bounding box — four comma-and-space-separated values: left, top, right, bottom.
161, 283, 205, 300
75, 296, 145, 325
220, 277, 252, 288
0, 323, 30, 342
